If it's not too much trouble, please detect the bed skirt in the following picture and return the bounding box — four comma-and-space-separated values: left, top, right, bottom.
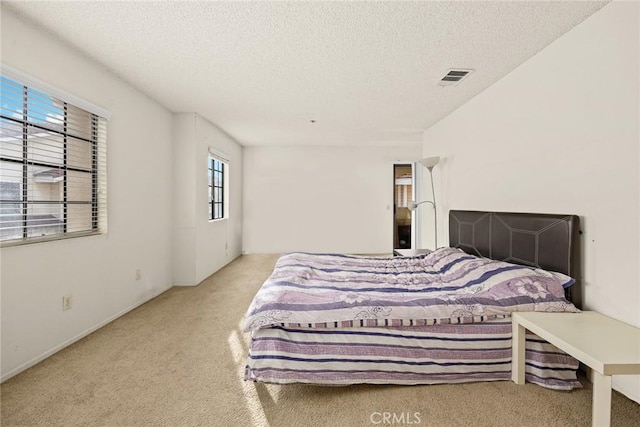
244, 319, 581, 390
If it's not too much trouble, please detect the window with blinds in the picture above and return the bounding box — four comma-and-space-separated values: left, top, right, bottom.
208, 154, 226, 220
0, 75, 107, 245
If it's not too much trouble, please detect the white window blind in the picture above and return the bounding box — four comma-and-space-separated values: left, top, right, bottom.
0, 73, 108, 245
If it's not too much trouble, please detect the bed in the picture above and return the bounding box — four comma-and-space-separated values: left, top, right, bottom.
244, 210, 583, 390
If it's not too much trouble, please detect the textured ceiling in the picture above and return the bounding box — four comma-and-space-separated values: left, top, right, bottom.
4, 1, 608, 147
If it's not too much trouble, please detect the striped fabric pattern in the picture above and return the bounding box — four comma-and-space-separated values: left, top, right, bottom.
244, 248, 579, 332
245, 320, 581, 390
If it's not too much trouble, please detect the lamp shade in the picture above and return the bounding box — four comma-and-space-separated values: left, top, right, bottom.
420, 156, 440, 169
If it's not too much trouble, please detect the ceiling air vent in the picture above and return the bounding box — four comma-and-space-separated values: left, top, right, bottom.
437, 69, 474, 87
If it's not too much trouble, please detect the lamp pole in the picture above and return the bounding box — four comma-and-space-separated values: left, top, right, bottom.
409, 202, 437, 249
427, 166, 437, 249
409, 160, 438, 249
411, 200, 437, 249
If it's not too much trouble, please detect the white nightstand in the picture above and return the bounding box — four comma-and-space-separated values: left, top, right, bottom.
392, 248, 432, 257
511, 311, 640, 427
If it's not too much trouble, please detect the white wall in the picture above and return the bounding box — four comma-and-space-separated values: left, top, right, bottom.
243, 145, 422, 254
0, 9, 174, 380
173, 114, 243, 286
172, 114, 198, 285
422, 1, 639, 401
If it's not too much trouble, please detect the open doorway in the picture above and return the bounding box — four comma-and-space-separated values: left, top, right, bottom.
393, 164, 414, 249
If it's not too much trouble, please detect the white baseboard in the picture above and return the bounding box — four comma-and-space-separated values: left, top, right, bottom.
1, 285, 172, 383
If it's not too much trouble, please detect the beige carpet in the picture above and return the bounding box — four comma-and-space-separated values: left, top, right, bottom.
2, 254, 639, 427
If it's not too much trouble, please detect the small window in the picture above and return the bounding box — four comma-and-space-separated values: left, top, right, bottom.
208, 155, 226, 220
0, 75, 107, 245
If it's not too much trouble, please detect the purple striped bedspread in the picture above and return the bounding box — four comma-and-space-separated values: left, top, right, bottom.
244, 248, 579, 332
245, 320, 581, 390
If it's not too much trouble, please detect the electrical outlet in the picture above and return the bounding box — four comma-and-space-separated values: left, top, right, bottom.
62, 295, 72, 311
135, 270, 142, 281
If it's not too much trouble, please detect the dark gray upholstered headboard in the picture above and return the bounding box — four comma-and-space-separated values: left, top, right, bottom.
449, 210, 581, 308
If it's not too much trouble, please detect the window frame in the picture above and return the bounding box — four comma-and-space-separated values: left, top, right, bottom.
0, 69, 108, 246
208, 155, 226, 221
